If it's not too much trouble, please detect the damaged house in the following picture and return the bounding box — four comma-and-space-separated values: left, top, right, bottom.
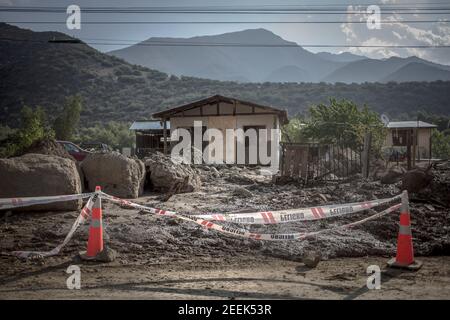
150, 95, 288, 165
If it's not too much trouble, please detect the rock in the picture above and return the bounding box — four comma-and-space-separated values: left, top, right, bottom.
18, 138, 75, 162
210, 166, 220, 178
81, 152, 145, 198
370, 159, 387, 180
0, 153, 82, 211
90, 246, 117, 262
402, 168, 433, 193
233, 187, 253, 198
380, 166, 406, 184
145, 152, 201, 193
302, 250, 322, 268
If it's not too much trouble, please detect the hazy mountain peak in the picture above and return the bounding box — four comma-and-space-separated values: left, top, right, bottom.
107, 26, 450, 83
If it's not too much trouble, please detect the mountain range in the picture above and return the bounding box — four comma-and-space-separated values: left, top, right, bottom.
1, 23, 450, 129
110, 28, 450, 83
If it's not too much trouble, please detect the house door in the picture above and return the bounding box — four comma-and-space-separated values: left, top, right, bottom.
243, 125, 267, 165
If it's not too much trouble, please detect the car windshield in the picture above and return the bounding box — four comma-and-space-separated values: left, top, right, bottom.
81, 143, 105, 151
63, 143, 79, 153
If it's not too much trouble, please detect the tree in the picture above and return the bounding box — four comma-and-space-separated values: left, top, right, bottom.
53, 95, 82, 141
75, 121, 134, 150
0, 105, 54, 157
431, 129, 450, 159
291, 99, 387, 153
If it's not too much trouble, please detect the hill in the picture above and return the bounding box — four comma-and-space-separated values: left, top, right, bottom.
1, 23, 450, 129
323, 56, 450, 83
109, 28, 450, 83
382, 62, 450, 82
109, 28, 343, 82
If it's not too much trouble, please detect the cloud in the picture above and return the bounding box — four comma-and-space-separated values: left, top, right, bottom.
340, 5, 450, 65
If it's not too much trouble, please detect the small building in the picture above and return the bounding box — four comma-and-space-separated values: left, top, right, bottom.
152, 95, 288, 165
384, 120, 437, 160
129, 120, 170, 157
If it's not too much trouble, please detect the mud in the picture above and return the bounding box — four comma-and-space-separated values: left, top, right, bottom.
0, 164, 449, 299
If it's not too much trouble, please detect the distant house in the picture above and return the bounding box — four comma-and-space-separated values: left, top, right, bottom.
129, 120, 170, 157
384, 121, 437, 160
152, 95, 288, 164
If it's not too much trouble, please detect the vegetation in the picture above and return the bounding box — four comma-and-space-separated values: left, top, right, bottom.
53, 95, 82, 141
74, 122, 135, 151
0, 105, 54, 157
432, 129, 450, 160
0, 96, 134, 157
1, 22, 450, 129
283, 99, 386, 154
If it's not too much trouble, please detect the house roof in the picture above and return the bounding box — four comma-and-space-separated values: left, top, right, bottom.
387, 121, 437, 129
152, 94, 288, 124
129, 120, 170, 131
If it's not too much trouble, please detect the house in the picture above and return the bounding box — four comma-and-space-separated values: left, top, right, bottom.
384, 121, 437, 160
152, 95, 288, 165
129, 120, 170, 157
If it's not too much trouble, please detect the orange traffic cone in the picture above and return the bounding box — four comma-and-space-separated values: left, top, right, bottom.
80, 186, 104, 260
387, 190, 422, 270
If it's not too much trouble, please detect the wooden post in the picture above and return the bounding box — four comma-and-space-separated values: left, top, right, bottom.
412, 127, 417, 166
406, 129, 412, 170
163, 118, 167, 155
362, 132, 372, 178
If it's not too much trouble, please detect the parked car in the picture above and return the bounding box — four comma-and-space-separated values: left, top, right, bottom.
80, 142, 112, 153
57, 140, 91, 161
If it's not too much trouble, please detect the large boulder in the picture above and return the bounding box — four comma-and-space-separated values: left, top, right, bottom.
402, 168, 434, 193
18, 138, 75, 161
380, 166, 406, 184
0, 153, 82, 211
145, 152, 201, 193
81, 152, 145, 198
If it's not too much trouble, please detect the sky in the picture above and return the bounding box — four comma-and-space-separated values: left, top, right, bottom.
1, 0, 449, 65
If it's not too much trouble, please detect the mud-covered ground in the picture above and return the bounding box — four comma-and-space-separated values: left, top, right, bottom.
0, 165, 449, 299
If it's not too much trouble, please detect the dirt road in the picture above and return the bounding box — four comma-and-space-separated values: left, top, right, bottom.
0, 255, 449, 299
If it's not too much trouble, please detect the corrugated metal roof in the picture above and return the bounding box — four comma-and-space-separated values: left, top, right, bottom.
387, 121, 436, 128
129, 121, 170, 130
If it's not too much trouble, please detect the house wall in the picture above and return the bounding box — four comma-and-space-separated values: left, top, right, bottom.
384, 128, 432, 159
168, 104, 281, 165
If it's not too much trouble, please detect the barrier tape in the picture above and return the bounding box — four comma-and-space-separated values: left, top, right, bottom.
8, 195, 96, 259
101, 192, 402, 241
101, 192, 400, 224
0, 192, 94, 210
3, 190, 404, 259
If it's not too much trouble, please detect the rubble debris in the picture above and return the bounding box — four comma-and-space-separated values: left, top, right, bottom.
94, 246, 117, 262
145, 152, 201, 194
380, 166, 406, 184
232, 186, 253, 198
0, 153, 82, 211
302, 250, 322, 268
1, 160, 449, 266
402, 167, 434, 193
81, 152, 145, 198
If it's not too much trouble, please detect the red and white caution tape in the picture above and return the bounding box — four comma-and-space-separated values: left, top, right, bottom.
101, 192, 402, 241
8, 194, 96, 259
190, 197, 399, 224
101, 192, 400, 224
0, 192, 94, 210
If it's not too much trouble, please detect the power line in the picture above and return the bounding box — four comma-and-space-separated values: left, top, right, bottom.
1, 37, 449, 48
2, 7, 450, 14
3, 20, 449, 24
